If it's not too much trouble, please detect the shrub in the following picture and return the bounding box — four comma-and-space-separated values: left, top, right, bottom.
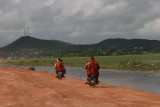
116, 59, 160, 71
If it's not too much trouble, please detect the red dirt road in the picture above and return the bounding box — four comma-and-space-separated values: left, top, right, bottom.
0, 66, 160, 107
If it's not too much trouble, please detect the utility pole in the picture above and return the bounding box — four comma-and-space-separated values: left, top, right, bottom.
24, 28, 26, 36
28, 27, 30, 36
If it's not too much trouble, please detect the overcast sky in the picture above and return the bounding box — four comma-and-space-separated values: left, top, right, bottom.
0, 0, 160, 47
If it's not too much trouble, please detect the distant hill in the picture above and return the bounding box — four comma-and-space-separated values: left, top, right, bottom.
95, 38, 160, 50
0, 36, 74, 51
0, 36, 160, 58
0, 36, 74, 58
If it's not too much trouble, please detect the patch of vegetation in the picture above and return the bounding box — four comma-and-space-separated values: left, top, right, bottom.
115, 59, 160, 71
3, 54, 160, 72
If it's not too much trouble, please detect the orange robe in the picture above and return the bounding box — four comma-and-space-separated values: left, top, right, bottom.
55, 61, 66, 74
87, 59, 100, 76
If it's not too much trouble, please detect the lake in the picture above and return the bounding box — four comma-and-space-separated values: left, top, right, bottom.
3, 65, 160, 94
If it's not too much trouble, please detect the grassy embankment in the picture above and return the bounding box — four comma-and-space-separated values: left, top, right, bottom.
3, 53, 160, 72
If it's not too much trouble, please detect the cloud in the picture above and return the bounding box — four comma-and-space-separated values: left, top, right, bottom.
0, 0, 160, 47
11, 0, 21, 4
136, 18, 160, 37
69, 27, 86, 38
135, 1, 160, 39
44, 0, 55, 6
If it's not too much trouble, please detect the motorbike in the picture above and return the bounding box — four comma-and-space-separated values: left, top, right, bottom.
88, 73, 97, 87
57, 70, 63, 80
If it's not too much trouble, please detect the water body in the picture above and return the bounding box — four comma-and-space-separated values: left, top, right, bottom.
3, 65, 160, 94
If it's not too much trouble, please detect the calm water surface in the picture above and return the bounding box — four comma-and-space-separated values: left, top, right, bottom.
4, 65, 160, 94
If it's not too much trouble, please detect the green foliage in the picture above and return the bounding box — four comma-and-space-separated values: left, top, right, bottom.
6, 58, 54, 66
4, 54, 160, 72
116, 59, 160, 71
1, 37, 160, 58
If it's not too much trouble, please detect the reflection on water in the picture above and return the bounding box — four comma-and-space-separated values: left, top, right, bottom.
3, 65, 160, 94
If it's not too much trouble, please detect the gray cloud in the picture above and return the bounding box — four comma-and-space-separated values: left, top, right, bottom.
0, 0, 160, 47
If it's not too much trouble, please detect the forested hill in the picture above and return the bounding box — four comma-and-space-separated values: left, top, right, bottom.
0, 36, 74, 51
0, 36, 160, 58
95, 38, 160, 50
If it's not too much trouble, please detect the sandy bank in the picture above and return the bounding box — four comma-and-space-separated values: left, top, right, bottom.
0, 66, 160, 107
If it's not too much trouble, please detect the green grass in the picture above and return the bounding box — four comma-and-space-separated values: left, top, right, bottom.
4, 53, 160, 71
